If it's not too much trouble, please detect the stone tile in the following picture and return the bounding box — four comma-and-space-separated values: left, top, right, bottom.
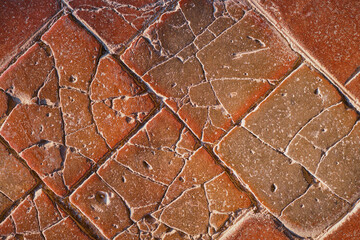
244, 64, 342, 151
0, 91, 8, 119
316, 121, 360, 202
324, 204, 360, 240
280, 185, 350, 237
70, 174, 132, 239
66, 0, 171, 51
0, 142, 36, 203
0, 0, 60, 72
253, 0, 360, 87
123, 1, 298, 143
0, 189, 91, 239
63, 149, 93, 188
221, 213, 289, 240
215, 126, 309, 215
346, 74, 360, 102
90, 55, 155, 148
42, 15, 101, 91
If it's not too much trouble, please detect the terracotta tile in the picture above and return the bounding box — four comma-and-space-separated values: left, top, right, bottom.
123, 2, 298, 143
63, 149, 93, 188
0, 217, 15, 236
11, 196, 39, 233
42, 15, 101, 91
70, 174, 132, 238
0, 43, 53, 104
209, 212, 229, 231
0, 91, 8, 118
66, 0, 169, 51
253, 0, 360, 86
90, 55, 155, 148
38, 69, 59, 105
346, 74, 360, 102
0, 142, 36, 202
160, 186, 209, 236
316, 121, 360, 202
0, 104, 63, 152
244, 64, 342, 151
286, 102, 358, 173
0, 193, 12, 214
43, 217, 91, 240
222, 213, 289, 240
33, 189, 62, 230
98, 159, 166, 221
324, 204, 360, 240
215, 126, 309, 215
204, 172, 251, 213
280, 185, 350, 237
0, 0, 60, 72
66, 124, 109, 162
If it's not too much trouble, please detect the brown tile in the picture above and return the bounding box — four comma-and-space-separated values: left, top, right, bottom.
38, 69, 59, 105
215, 126, 309, 215
280, 185, 350, 237
42, 15, 101, 91
346, 74, 360, 103
0, 104, 63, 152
63, 150, 93, 188
43, 217, 91, 240
123, 2, 298, 143
253, 0, 360, 87
324, 204, 360, 240
70, 174, 132, 238
316, 121, 360, 202
222, 213, 289, 240
67, 0, 169, 51
160, 186, 209, 235
90, 55, 155, 148
0, 142, 36, 202
0, 0, 60, 72
98, 159, 167, 221
33, 189, 62, 230
244, 64, 342, 151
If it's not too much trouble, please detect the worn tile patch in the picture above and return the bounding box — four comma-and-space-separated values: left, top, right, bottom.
0, 15, 155, 197
122, 0, 298, 144
65, 0, 175, 51
0, 189, 91, 239
70, 108, 251, 239
216, 64, 359, 237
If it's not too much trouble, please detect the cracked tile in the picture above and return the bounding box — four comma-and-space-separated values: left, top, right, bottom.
244, 64, 342, 151
280, 185, 350, 238
66, 0, 172, 51
0, 189, 91, 239
216, 127, 309, 215
222, 213, 289, 240
0, 0, 60, 72
123, 1, 298, 143
70, 174, 132, 239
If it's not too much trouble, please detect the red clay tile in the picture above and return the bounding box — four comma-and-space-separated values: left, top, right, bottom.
63, 150, 92, 188
0, 142, 36, 203
0, 43, 53, 104
0, 91, 8, 118
43, 217, 91, 240
346, 74, 360, 102
0, 0, 60, 72
42, 15, 101, 91
324, 204, 360, 240
123, 2, 298, 143
11, 196, 39, 233
33, 189, 62, 230
38, 69, 59, 105
70, 174, 132, 238
253, 0, 360, 97
0, 104, 63, 152
222, 213, 289, 240
66, 0, 170, 51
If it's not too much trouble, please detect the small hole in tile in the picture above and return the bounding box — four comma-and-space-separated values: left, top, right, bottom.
270, 183, 277, 192
69, 75, 77, 83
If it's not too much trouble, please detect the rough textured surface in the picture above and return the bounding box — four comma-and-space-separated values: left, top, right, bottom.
252, 0, 360, 101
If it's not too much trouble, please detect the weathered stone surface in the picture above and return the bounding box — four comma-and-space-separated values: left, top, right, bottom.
42, 15, 101, 91
66, 0, 169, 50
33, 189, 62, 230
123, 1, 298, 143
0, 0, 60, 72
215, 127, 309, 215
43, 217, 90, 240
0, 143, 36, 202
63, 150, 93, 188
70, 174, 132, 238
316, 121, 360, 202
0, 91, 8, 118
244, 64, 342, 151
280, 185, 350, 237
222, 213, 289, 240
160, 187, 209, 235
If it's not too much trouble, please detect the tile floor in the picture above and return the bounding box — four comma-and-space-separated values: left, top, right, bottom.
0, 0, 359, 239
